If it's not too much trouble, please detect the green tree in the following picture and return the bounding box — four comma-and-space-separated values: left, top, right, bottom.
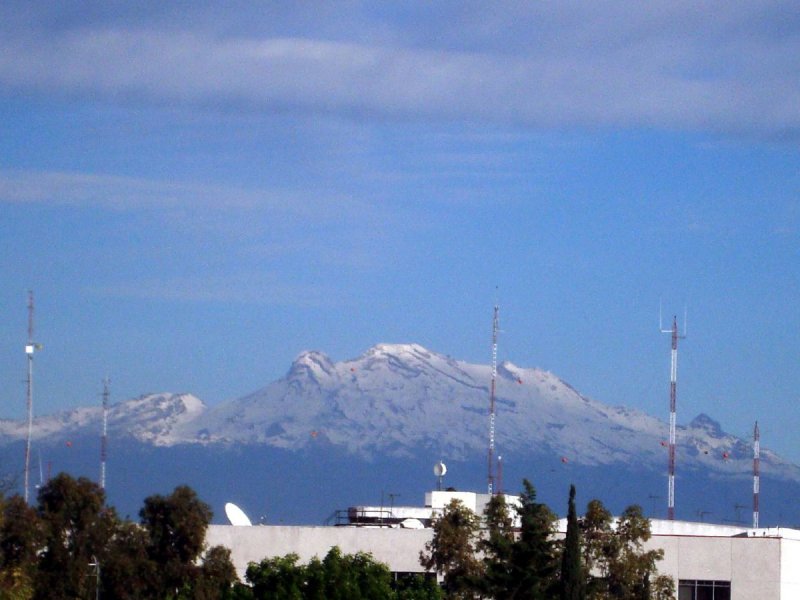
420, 499, 483, 599
0, 494, 42, 598
559, 485, 585, 600
245, 546, 401, 600
478, 493, 515, 598
34, 474, 117, 600
581, 501, 673, 600
140, 484, 214, 596
319, 546, 395, 600
581, 499, 614, 600
100, 519, 154, 600
394, 574, 443, 600
650, 574, 675, 600
606, 505, 667, 599
246, 553, 305, 600
195, 545, 240, 600
506, 479, 558, 599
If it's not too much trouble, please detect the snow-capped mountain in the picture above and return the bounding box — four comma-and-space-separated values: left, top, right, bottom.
2, 343, 796, 482
179, 343, 795, 480
0, 392, 205, 446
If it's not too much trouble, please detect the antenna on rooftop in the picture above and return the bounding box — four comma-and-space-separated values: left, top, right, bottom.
487, 303, 499, 495
753, 421, 760, 528
24, 291, 42, 504
660, 303, 687, 521
100, 378, 110, 490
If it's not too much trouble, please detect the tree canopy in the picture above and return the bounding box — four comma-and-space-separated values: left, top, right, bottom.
421, 482, 673, 600
0, 473, 674, 600
0, 474, 237, 600
242, 546, 441, 600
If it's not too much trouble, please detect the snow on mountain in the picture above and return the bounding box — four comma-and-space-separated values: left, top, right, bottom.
1, 343, 796, 482
0, 393, 205, 447
174, 343, 798, 481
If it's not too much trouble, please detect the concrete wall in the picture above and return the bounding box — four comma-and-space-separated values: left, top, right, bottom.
209, 523, 798, 599
648, 534, 781, 599
780, 537, 800, 599
207, 525, 433, 580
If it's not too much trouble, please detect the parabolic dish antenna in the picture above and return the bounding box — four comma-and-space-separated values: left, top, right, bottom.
433, 461, 447, 477
225, 502, 253, 527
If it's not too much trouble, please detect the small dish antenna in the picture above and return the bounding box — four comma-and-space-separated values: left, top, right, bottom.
224, 502, 253, 527
434, 461, 447, 490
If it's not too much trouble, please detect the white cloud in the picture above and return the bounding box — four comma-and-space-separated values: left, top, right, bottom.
0, 168, 374, 220
0, 2, 798, 137
90, 272, 343, 306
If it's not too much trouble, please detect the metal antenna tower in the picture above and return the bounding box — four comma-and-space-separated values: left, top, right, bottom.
487, 304, 499, 495
660, 307, 686, 520
24, 291, 42, 504
753, 421, 760, 528
100, 378, 110, 490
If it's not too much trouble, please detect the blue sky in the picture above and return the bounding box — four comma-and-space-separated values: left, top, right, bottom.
1, 2, 799, 460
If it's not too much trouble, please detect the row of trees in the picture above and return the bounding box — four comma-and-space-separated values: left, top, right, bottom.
420, 481, 675, 600
0, 474, 674, 599
0, 474, 237, 599
236, 547, 442, 600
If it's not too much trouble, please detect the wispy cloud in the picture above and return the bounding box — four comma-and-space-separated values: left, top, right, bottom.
0, 167, 411, 287
0, 168, 351, 216
90, 272, 344, 306
1, 2, 798, 137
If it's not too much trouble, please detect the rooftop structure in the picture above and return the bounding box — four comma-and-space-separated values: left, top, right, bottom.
208, 491, 800, 599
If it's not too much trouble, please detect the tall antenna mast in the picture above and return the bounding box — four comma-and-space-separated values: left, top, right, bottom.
753, 421, 760, 528
660, 308, 686, 521
24, 291, 41, 504
487, 304, 499, 495
100, 378, 110, 490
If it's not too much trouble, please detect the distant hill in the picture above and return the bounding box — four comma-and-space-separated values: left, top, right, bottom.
1, 343, 796, 526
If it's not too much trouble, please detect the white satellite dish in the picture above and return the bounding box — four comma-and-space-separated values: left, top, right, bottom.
400, 518, 425, 529
225, 502, 253, 527
434, 461, 447, 491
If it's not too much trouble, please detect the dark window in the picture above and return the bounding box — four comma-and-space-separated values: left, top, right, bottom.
678, 580, 731, 600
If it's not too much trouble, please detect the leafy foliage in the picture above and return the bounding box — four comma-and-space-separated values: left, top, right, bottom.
244, 546, 439, 600
0, 473, 674, 600
0, 474, 238, 600
504, 479, 558, 599
0, 494, 41, 598
140, 484, 213, 594
477, 494, 516, 597
581, 500, 673, 600
420, 499, 483, 599
34, 474, 114, 599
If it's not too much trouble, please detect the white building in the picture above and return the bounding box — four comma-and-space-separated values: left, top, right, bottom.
207, 492, 800, 600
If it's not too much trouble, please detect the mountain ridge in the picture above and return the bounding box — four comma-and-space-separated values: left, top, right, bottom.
0, 343, 794, 484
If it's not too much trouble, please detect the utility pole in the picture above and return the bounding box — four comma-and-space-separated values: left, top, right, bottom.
661, 307, 686, 521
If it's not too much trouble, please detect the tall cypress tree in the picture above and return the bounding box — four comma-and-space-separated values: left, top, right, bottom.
507, 479, 558, 599
479, 494, 516, 597
560, 485, 585, 600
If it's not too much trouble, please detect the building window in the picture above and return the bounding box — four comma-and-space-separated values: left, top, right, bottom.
678, 580, 731, 600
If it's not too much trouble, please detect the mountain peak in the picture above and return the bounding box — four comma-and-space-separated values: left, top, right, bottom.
362, 343, 432, 359
288, 350, 336, 382
689, 413, 724, 437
